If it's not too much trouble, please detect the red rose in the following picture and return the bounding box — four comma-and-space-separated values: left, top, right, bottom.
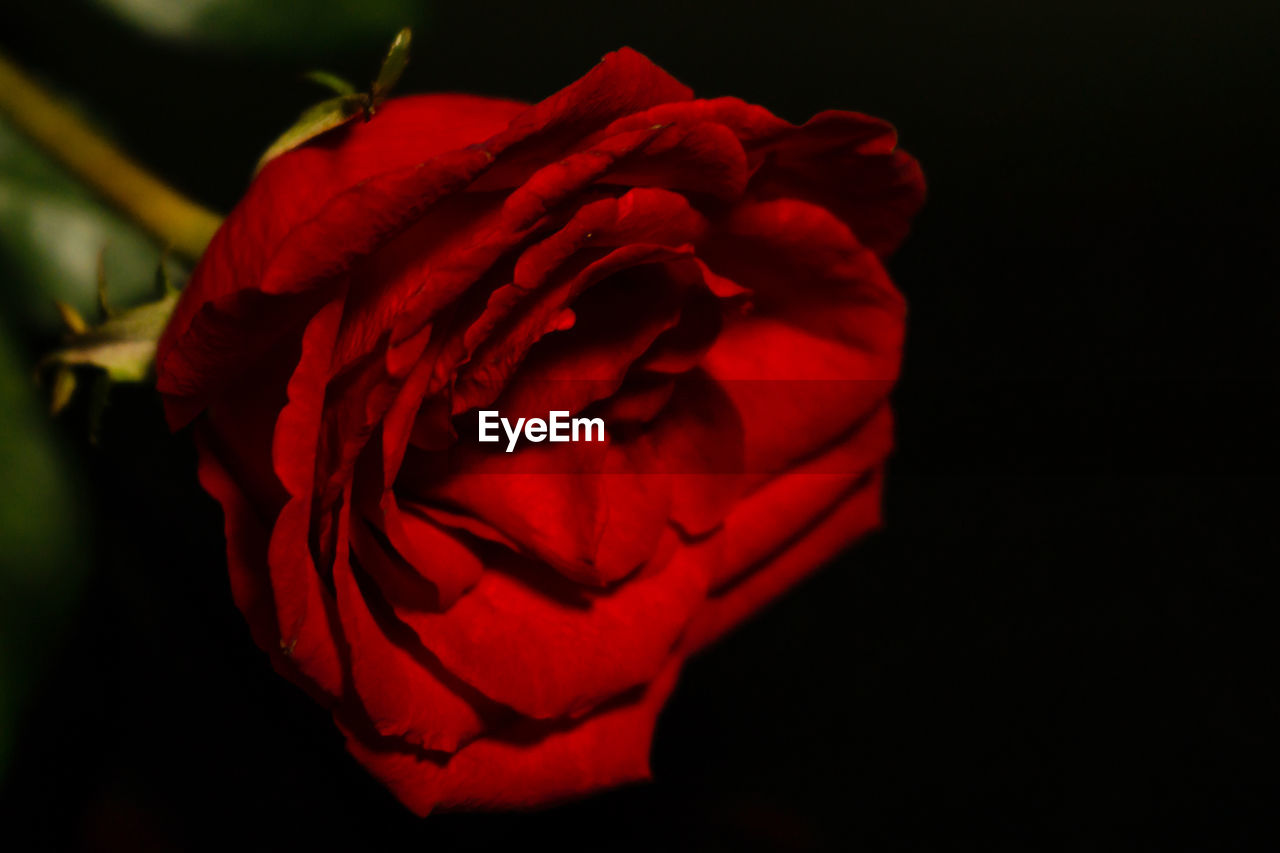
156, 48, 923, 814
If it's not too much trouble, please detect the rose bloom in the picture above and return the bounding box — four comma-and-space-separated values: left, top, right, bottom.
156, 48, 923, 814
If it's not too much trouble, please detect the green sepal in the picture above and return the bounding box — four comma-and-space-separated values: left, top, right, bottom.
303, 70, 358, 97
254, 94, 366, 174
371, 28, 412, 108
255, 27, 414, 173
39, 256, 181, 435
47, 367, 76, 415
41, 287, 179, 383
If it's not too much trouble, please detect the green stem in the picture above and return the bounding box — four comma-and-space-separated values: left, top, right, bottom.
0, 50, 223, 261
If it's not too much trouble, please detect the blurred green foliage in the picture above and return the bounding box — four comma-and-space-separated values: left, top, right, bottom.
0, 0, 432, 786
0, 108, 179, 778
89, 0, 429, 56
0, 323, 91, 775
0, 119, 163, 334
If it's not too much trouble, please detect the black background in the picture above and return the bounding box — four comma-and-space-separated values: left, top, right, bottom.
3, 0, 1278, 849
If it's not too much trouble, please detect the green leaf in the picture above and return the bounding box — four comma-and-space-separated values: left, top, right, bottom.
0, 119, 173, 334
255, 93, 367, 174
89, 0, 430, 57
0, 321, 91, 777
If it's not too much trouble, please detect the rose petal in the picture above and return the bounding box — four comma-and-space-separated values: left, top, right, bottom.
600, 96, 794, 146
482, 260, 691, 422
349, 511, 440, 613
382, 530, 710, 719
263, 296, 347, 698
698, 200, 904, 475
683, 469, 886, 654
634, 281, 727, 375
362, 487, 485, 609
511, 187, 708, 294
602, 121, 750, 201
332, 526, 492, 754
748, 111, 925, 257
467, 46, 692, 190
702, 317, 896, 476
194, 431, 288, 678
164, 94, 525, 358
341, 658, 682, 815
642, 370, 745, 536
376, 147, 696, 482
702, 198, 905, 339
405, 434, 673, 587
710, 404, 893, 590
450, 243, 696, 418
157, 145, 495, 422
160, 48, 694, 425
